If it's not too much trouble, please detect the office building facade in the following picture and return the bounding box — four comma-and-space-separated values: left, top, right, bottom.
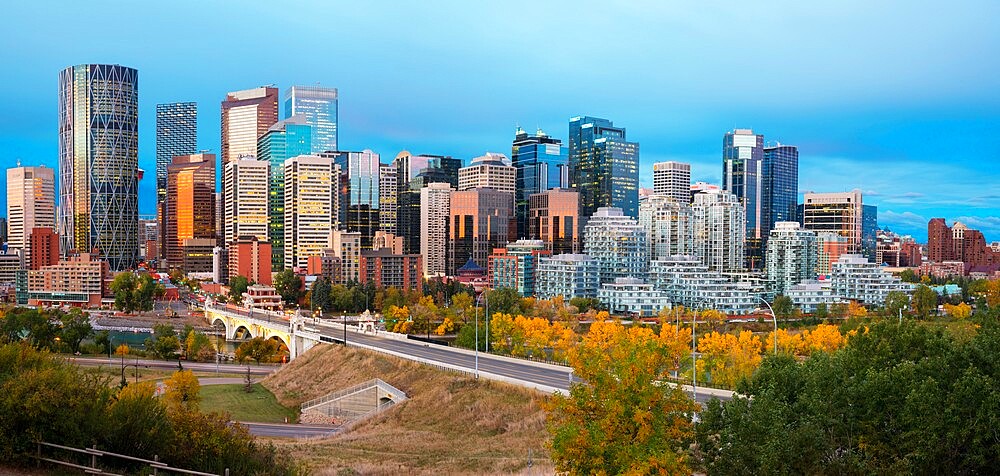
420, 183, 453, 277
527, 188, 580, 255
58, 64, 140, 270
7, 165, 56, 261
378, 163, 398, 235
223, 158, 269, 245
29, 228, 60, 270
155, 102, 197, 255
458, 153, 516, 194
165, 153, 216, 269
568, 116, 639, 218
512, 127, 567, 239
800, 190, 865, 256
327, 149, 380, 247
258, 115, 312, 268
761, 144, 798, 240
283, 155, 337, 270
221, 87, 279, 164
284, 85, 338, 153
652, 161, 691, 204
448, 188, 514, 275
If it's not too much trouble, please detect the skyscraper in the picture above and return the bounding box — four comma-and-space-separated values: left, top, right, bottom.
420, 182, 453, 277
765, 221, 817, 296
458, 153, 516, 193
284, 85, 338, 153
326, 149, 381, 247
762, 144, 798, 237
800, 190, 864, 255
722, 129, 764, 269
693, 189, 746, 273
284, 155, 338, 270
862, 204, 878, 262
258, 115, 312, 269
568, 116, 639, 218
582, 207, 648, 284
165, 154, 216, 268
378, 163, 398, 235
527, 188, 580, 255
155, 103, 197, 216
220, 87, 279, 164
395, 152, 462, 254
223, 158, 270, 244
7, 165, 55, 261
58, 64, 139, 270
512, 127, 567, 238
448, 188, 513, 274
652, 161, 692, 204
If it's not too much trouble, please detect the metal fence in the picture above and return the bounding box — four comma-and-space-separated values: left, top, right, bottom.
34, 441, 227, 476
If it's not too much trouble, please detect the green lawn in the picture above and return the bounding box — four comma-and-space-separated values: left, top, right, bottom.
199, 383, 299, 423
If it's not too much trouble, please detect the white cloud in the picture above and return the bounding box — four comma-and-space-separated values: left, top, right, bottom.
880, 210, 928, 229
953, 216, 1000, 240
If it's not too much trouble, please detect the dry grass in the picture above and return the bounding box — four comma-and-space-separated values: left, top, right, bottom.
262, 344, 554, 475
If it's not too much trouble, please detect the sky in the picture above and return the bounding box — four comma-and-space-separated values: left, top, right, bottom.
1, 0, 998, 242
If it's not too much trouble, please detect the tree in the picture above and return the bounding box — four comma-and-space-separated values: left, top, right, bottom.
310, 277, 332, 312
812, 302, 829, 323
135, 275, 162, 314
943, 302, 972, 319
235, 337, 279, 365
145, 324, 181, 361
163, 369, 201, 413
58, 308, 92, 353
273, 269, 302, 306
847, 300, 868, 318
229, 275, 250, 303
912, 285, 938, 318
111, 272, 138, 313
884, 291, 910, 318
898, 268, 919, 283
487, 287, 524, 316
771, 295, 796, 320
569, 296, 602, 313
545, 321, 697, 474
697, 330, 763, 388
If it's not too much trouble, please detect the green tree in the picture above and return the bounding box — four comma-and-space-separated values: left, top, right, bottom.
111, 273, 138, 313
58, 308, 92, 353
135, 275, 163, 314
310, 277, 332, 312
145, 324, 181, 360
771, 295, 796, 320
228, 275, 250, 303
912, 285, 938, 318
235, 337, 280, 365
545, 321, 697, 474
487, 287, 524, 316
273, 269, 302, 306
884, 290, 910, 319
898, 268, 919, 283
569, 296, 602, 313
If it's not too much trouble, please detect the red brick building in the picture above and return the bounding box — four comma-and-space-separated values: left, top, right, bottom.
926, 218, 999, 274
359, 248, 422, 292
229, 235, 272, 285
29, 227, 59, 270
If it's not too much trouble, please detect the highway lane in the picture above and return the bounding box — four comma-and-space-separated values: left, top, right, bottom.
311, 324, 729, 404
239, 422, 339, 438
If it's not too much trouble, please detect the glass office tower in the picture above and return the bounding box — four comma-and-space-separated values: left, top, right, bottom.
58, 64, 140, 271
568, 116, 639, 219
723, 129, 764, 269
512, 127, 567, 239
762, 144, 799, 240
257, 115, 312, 269
326, 149, 381, 248
284, 86, 338, 153
155, 103, 197, 205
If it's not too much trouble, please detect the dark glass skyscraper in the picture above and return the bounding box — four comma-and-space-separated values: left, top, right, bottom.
862, 204, 878, 261
58, 64, 139, 271
284, 86, 338, 153
395, 154, 462, 254
762, 144, 799, 237
723, 129, 764, 269
512, 127, 567, 238
325, 149, 381, 248
568, 116, 639, 219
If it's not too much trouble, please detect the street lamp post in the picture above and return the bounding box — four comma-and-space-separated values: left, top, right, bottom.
757, 296, 778, 355
474, 294, 482, 379
343, 313, 347, 346
691, 308, 697, 402
484, 289, 490, 353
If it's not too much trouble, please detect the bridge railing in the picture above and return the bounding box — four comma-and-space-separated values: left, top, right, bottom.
204, 304, 290, 329
300, 378, 408, 412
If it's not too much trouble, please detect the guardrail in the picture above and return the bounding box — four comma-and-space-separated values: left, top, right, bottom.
34, 441, 226, 476
301, 378, 408, 411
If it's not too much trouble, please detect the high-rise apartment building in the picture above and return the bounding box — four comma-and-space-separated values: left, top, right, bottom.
568, 116, 639, 218
330, 230, 362, 284
488, 240, 550, 296
220, 87, 279, 164
582, 207, 648, 284
649, 256, 758, 315
223, 158, 269, 245
284, 85, 338, 153
378, 163, 398, 235
693, 189, 746, 272
535, 254, 600, 299
458, 153, 516, 193
420, 183, 453, 277
258, 115, 312, 269
816, 232, 852, 276
360, 248, 422, 292
527, 188, 580, 255
448, 188, 513, 274
7, 165, 55, 261
58, 64, 139, 270
926, 218, 999, 272
512, 127, 567, 239
283, 155, 338, 270
765, 221, 817, 296
652, 161, 691, 204
800, 190, 864, 255
165, 154, 216, 269
639, 194, 695, 261
326, 149, 380, 247
862, 204, 878, 261
155, 102, 197, 255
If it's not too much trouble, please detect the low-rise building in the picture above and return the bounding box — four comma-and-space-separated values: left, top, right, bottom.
918, 260, 965, 279
535, 253, 599, 300
27, 253, 111, 307
488, 240, 550, 296
182, 238, 216, 274
785, 280, 847, 313
360, 248, 423, 292
598, 277, 670, 317
0, 250, 23, 285
830, 254, 913, 306
649, 255, 757, 315
243, 284, 282, 311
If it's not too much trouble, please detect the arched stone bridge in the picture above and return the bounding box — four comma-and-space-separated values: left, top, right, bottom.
204, 304, 323, 359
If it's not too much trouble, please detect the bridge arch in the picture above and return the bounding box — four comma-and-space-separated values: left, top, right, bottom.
232, 325, 253, 340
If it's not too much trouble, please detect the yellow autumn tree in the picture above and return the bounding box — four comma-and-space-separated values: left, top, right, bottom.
545, 321, 697, 475
985, 280, 1000, 308
700, 309, 727, 327
488, 312, 517, 353
697, 330, 763, 388
767, 328, 804, 356
658, 324, 692, 375
943, 302, 972, 319
163, 369, 201, 413
801, 324, 846, 354
848, 301, 868, 318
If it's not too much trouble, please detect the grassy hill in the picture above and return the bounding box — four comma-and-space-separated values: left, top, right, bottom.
262, 344, 553, 475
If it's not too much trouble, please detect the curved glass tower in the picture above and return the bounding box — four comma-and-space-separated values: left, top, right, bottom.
58, 64, 139, 271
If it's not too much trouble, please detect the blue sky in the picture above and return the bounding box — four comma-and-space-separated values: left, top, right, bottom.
1, 1, 998, 241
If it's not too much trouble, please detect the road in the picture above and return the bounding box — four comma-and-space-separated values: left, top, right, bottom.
70, 356, 279, 376
309, 321, 731, 405
240, 422, 339, 438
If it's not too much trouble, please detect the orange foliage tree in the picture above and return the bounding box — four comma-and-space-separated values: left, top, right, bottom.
697, 330, 763, 388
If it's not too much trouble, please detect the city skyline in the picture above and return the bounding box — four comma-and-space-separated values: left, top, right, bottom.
0, 1, 997, 241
